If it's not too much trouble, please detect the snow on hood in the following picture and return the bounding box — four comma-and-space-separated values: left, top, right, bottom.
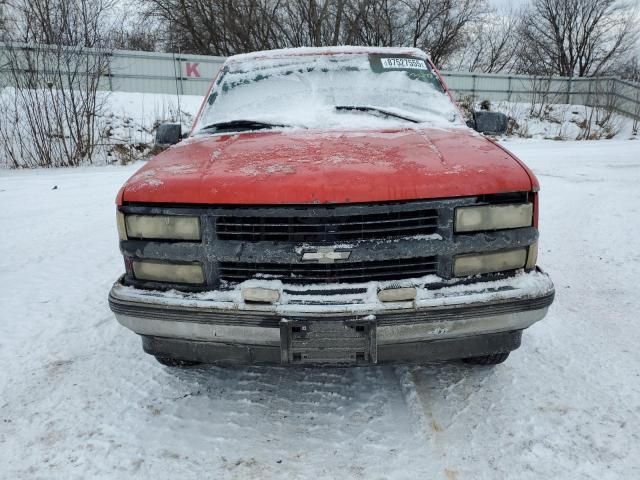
227, 46, 430, 63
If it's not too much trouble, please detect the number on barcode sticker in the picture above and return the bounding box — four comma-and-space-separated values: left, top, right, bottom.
380, 58, 428, 70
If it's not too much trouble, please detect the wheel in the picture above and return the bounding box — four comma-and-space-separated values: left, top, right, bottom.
154, 356, 201, 367
462, 352, 510, 365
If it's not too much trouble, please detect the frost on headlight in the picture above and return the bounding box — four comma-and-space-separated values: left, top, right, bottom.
455, 204, 532, 233
454, 249, 527, 277
132, 260, 205, 284
124, 215, 201, 240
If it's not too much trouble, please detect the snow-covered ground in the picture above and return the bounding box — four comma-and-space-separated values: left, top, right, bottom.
477, 101, 638, 140
1, 139, 639, 479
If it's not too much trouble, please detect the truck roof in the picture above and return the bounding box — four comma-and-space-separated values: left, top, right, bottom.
227, 46, 430, 64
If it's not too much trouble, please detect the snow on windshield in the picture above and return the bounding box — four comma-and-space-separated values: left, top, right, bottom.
195, 53, 462, 132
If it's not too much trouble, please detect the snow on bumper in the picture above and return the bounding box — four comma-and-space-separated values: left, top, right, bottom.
108, 269, 555, 347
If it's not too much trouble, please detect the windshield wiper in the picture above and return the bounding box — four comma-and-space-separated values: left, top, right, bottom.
198, 119, 289, 133
334, 106, 419, 124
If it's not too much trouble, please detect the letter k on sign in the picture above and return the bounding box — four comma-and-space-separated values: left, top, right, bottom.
185, 62, 200, 78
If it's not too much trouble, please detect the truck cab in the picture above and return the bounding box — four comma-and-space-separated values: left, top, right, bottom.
109, 47, 554, 367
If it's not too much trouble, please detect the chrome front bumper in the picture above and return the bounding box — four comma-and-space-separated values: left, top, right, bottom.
109, 269, 554, 364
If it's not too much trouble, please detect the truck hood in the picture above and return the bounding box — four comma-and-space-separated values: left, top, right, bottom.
120, 127, 534, 205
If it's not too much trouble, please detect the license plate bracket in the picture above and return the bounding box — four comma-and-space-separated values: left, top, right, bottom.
280, 318, 377, 365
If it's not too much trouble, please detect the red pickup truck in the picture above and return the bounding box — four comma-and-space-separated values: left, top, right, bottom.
109, 47, 554, 367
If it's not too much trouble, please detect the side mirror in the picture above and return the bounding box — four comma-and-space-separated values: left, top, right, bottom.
155, 123, 182, 147
471, 111, 508, 135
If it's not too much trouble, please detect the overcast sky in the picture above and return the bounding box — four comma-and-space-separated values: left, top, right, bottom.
490, 0, 525, 7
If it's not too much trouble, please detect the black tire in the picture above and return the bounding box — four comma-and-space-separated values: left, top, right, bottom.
463, 352, 510, 365
154, 356, 202, 367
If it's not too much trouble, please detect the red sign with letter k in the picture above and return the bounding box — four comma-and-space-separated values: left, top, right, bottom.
185, 62, 200, 78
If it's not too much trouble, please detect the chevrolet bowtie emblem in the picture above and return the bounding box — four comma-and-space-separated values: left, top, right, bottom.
301, 247, 351, 264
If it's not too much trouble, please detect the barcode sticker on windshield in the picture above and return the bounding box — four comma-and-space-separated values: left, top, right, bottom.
380, 58, 428, 70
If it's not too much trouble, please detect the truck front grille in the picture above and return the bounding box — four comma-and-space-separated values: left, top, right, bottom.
121, 197, 520, 289
219, 256, 438, 284
216, 208, 439, 242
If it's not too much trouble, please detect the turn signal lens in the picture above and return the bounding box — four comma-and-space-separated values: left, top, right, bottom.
455, 204, 533, 232
125, 215, 201, 241
454, 249, 527, 277
132, 260, 205, 284
526, 242, 538, 269
116, 211, 127, 241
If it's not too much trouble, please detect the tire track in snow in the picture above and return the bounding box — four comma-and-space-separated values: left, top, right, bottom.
125, 364, 440, 479
0, 357, 446, 479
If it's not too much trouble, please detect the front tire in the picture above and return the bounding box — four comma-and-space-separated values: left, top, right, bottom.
154, 356, 202, 367
463, 352, 510, 365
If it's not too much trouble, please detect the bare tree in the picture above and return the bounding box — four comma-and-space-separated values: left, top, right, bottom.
274, 0, 347, 47
0, 0, 114, 168
516, 0, 639, 77
403, 0, 489, 66
338, 0, 403, 47
633, 83, 640, 135
106, 6, 164, 52
143, 0, 284, 56
142, 0, 489, 67
578, 78, 621, 139
109, 26, 161, 52
615, 55, 640, 83
450, 6, 519, 72
0, 1, 9, 40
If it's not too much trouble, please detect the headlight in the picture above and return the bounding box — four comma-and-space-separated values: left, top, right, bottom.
116, 211, 127, 241
124, 215, 201, 240
454, 248, 527, 277
455, 203, 532, 232
132, 260, 205, 284
526, 242, 538, 269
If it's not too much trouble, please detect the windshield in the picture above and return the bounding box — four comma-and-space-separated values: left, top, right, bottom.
194, 53, 462, 133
